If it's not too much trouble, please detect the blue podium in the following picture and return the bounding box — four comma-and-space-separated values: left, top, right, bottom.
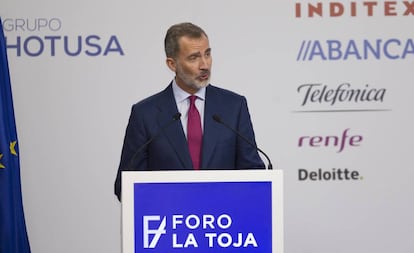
122, 170, 283, 253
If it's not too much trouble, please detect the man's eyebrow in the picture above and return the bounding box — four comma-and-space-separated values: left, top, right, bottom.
188, 52, 202, 58
187, 48, 211, 58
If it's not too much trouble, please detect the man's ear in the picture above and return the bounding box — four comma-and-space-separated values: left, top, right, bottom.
166, 57, 176, 72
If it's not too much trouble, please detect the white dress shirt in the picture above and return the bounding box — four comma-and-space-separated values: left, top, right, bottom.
172, 80, 206, 138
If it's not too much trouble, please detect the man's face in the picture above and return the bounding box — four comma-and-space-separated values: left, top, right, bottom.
167, 35, 212, 94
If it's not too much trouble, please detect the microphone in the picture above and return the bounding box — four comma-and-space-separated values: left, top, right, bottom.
126, 112, 182, 170
212, 114, 273, 170
115, 112, 182, 201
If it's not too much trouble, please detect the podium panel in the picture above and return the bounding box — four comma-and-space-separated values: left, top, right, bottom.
122, 170, 283, 253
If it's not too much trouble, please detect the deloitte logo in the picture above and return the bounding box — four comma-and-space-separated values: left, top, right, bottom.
298, 168, 363, 181
2, 17, 124, 57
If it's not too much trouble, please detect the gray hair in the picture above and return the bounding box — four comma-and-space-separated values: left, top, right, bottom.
164, 22, 208, 58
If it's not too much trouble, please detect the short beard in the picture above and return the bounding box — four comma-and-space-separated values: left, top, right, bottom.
191, 78, 210, 90
176, 67, 210, 91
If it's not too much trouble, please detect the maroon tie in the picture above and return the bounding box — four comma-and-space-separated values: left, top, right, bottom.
187, 95, 202, 169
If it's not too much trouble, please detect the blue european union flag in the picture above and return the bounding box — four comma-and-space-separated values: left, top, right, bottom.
0, 18, 31, 253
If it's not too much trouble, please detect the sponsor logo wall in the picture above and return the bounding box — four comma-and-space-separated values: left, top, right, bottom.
2, 1, 414, 253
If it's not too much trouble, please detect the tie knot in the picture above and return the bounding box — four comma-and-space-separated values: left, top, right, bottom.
189, 95, 197, 105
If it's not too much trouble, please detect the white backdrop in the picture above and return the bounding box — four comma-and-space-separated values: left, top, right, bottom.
2, 0, 414, 252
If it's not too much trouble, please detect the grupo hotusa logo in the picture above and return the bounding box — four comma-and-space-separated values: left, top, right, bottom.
295, 0, 414, 17
1, 17, 124, 57
296, 38, 414, 61
134, 182, 273, 252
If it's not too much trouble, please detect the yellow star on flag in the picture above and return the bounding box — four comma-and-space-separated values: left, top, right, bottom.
10, 141, 18, 156
0, 153, 5, 169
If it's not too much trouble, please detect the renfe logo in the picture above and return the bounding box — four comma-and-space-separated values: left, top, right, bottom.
298, 128, 363, 153
134, 182, 272, 253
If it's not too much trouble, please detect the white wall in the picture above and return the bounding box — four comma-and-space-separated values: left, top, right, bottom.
2, 0, 414, 252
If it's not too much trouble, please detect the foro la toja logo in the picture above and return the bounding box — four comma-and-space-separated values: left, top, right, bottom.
142, 214, 258, 249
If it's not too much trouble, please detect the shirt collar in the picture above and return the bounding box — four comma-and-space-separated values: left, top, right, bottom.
172, 79, 206, 103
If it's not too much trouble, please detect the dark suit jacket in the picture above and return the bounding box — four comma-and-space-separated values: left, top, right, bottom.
114, 83, 264, 200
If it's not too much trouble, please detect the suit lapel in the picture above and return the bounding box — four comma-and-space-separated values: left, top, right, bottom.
156, 84, 193, 168
201, 86, 221, 168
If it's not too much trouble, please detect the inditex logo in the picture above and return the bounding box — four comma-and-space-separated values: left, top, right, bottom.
295, 1, 414, 17
2, 17, 124, 57
142, 214, 257, 249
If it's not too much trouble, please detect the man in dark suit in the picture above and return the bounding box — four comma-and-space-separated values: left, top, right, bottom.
114, 22, 264, 201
